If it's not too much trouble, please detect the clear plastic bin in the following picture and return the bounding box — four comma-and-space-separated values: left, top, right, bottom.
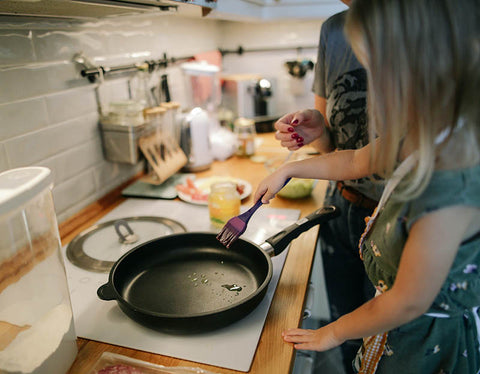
90, 352, 220, 374
0, 167, 77, 374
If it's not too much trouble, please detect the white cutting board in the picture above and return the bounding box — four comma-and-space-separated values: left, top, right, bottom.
62, 199, 300, 372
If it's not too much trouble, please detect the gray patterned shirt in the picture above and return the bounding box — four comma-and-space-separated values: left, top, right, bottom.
313, 11, 383, 201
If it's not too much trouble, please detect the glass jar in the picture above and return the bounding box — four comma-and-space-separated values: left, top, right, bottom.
234, 117, 256, 157
208, 182, 241, 228
106, 100, 144, 126
143, 106, 166, 132
160, 101, 181, 143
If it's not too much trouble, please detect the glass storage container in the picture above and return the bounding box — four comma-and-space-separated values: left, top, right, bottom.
0, 167, 77, 374
208, 181, 240, 228
160, 101, 181, 143
234, 117, 256, 157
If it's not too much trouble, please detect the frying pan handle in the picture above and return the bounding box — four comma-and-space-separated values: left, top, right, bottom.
97, 282, 116, 301
265, 205, 340, 256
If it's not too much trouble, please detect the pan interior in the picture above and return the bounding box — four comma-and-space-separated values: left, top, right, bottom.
114, 235, 270, 317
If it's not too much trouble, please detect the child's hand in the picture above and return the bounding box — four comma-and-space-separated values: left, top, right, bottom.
254, 168, 290, 204
282, 324, 344, 351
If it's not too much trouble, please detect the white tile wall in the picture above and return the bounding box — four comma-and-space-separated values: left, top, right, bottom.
0, 98, 48, 140
0, 12, 323, 223
219, 19, 321, 113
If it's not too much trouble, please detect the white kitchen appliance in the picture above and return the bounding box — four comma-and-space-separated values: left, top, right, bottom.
221, 74, 278, 120
62, 198, 300, 372
179, 61, 223, 171
178, 107, 214, 172
0, 167, 77, 374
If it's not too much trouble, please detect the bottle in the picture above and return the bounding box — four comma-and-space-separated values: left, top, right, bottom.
234, 117, 256, 157
208, 181, 241, 228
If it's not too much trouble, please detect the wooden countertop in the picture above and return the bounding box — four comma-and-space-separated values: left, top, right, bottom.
62, 133, 327, 374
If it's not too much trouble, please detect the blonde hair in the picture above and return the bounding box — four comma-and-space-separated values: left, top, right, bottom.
345, 0, 480, 201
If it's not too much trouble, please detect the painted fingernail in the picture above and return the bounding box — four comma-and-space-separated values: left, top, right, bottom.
292, 119, 299, 125
291, 133, 298, 139
287, 127, 294, 132
297, 143, 304, 147
296, 137, 304, 143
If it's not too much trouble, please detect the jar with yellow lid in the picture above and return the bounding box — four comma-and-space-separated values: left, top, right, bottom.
208, 182, 241, 228
234, 117, 256, 157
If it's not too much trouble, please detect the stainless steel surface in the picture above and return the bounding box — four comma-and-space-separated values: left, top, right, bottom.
0, 0, 216, 19
99, 121, 151, 164
221, 75, 279, 120
66, 216, 187, 272
260, 241, 274, 256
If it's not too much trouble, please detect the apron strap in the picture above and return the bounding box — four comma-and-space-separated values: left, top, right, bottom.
358, 332, 389, 374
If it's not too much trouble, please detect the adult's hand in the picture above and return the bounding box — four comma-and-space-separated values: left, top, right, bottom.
274, 109, 327, 151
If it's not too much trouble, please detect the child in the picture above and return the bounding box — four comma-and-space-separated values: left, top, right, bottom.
254, 0, 480, 372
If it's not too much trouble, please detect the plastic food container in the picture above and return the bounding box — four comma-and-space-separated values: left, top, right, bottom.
90, 352, 220, 374
0, 167, 77, 374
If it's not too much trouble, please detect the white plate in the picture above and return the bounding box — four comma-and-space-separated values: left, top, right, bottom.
177, 176, 252, 205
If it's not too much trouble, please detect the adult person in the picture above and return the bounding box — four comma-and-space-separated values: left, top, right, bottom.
258, 1, 480, 372
274, 1, 380, 371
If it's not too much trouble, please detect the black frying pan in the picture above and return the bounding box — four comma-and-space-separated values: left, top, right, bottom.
97, 206, 339, 333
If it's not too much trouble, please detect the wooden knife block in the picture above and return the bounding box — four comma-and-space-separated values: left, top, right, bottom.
138, 132, 187, 185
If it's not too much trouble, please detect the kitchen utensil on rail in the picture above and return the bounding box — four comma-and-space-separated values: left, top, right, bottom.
216, 177, 291, 248
97, 206, 339, 333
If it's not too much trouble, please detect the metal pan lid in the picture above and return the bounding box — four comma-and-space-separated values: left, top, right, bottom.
66, 216, 186, 273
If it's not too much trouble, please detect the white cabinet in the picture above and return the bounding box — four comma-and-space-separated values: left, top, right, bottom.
211, 0, 347, 21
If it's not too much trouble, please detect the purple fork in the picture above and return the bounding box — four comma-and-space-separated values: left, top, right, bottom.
216, 178, 291, 248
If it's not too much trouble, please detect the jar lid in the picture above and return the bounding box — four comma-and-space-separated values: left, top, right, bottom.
234, 117, 255, 127
109, 100, 143, 114
160, 101, 181, 109
0, 167, 53, 215
143, 106, 167, 116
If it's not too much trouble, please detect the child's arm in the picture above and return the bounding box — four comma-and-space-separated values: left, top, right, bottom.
254, 141, 375, 204
283, 205, 479, 351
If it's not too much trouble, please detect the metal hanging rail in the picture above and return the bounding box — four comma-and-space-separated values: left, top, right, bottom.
78, 53, 194, 83
76, 44, 316, 83
218, 44, 317, 56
